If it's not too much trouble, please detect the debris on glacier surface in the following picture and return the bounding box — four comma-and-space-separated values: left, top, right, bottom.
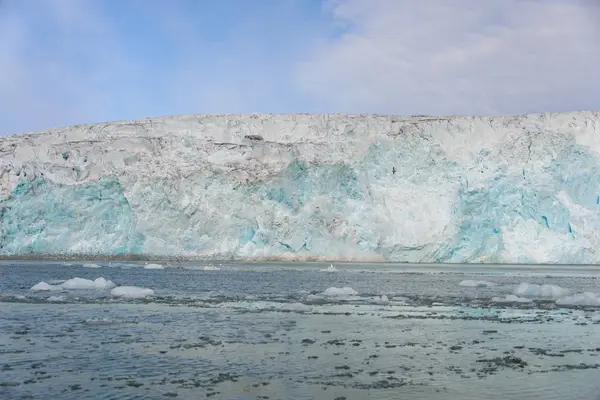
492, 294, 532, 303
110, 286, 155, 299
514, 283, 570, 299
459, 280, 496, 288
556, 292, 600, 307
143, 263, 165, 270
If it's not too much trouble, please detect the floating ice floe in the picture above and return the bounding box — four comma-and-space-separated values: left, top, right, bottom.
279, 302, 312, 312
322, 287, 358, 296
514, 282, 570, 299
555, 292, 600, 307
491, 294, 532, 303
144, 263, 165, 270
30, 282, 62, 291
110, 286, 155, 299
370, 295, 390, 305
30, 277, 115, 291
60, 277, 116, 290
84, 319, 117, 325
320, 264, 338, 272
82, 263, 102, 269
459, 280, 496, 288
202, 265, 221, 271
47, 295, 66, 302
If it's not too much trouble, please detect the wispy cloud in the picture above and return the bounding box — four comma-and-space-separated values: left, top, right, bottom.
296, 0, 600, 116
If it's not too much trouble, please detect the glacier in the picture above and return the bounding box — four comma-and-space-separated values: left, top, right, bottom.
1, 111, 600, 263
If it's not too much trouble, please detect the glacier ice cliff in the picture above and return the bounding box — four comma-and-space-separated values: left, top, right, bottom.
2, 111, 600, 263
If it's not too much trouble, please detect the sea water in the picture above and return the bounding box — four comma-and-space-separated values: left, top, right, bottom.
1, 262, 600, 400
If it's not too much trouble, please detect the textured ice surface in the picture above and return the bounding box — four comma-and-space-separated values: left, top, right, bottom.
2, 111, 600, 262
110, 286, 155, 298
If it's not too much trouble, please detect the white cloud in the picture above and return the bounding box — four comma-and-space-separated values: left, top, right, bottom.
296, 0, 600, 116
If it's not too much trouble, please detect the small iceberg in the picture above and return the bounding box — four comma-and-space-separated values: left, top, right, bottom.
84, 319, 118, 326
371, 295, 390, 305
30, 277, 115, 291
202, 265, 221, 271
82, 263, 102, 269
556, 292, 600, 307
320, 264, 338, 272
60, 277, 116, 290
111, 286, 155, 299
47, 295, 66, 302
30, 281, 61, 291
144, 263, 165, 270
491, 294, 532, 304
279, 302, 312, 312
514, 283, 570, 299
459, 280, 495, 288
322, 287, 358, 296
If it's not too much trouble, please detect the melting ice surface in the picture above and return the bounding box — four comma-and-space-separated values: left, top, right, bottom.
2, 111, 600, 263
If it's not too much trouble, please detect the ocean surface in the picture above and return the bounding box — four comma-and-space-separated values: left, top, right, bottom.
1, 261, 600, 400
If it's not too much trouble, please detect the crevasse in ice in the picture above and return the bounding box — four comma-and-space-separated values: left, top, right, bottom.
2, 111, 600, 263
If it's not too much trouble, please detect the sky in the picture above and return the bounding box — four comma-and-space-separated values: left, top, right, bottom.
0, 0, 599, 135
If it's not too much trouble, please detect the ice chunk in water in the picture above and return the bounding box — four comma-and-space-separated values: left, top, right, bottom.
322, 287, 358, 296
459, 280, 495, 287
144, 263, 164, 270
556, 292, 600, 307
84, 319, 117, 325
202, 265, 221, 271
514, 282, 570, 299
111, 286, 155, 298
371, 295, 390, 305
47, 295, 66, 302
82, 263, 102, 268
320, 264, 338, 272
279, 302, 312, 312
60, 277, 116, 290
492, 294, 532, 303
30, 281, 61, 291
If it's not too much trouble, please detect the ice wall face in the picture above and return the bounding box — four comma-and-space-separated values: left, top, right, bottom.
1, 111, 600, 263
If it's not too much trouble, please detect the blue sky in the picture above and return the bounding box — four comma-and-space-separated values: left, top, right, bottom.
1, 0, 599, 135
